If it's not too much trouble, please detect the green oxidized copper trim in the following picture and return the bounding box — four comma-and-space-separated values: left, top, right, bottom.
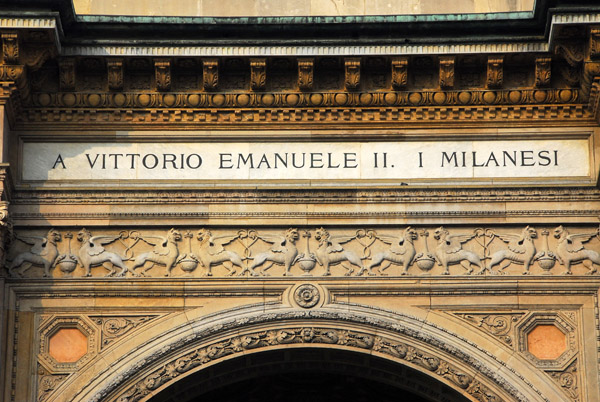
77, 11, 535, 26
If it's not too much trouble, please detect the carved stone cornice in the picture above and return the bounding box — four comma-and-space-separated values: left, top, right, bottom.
10, 187, 600, 205
14, 87, 588, 129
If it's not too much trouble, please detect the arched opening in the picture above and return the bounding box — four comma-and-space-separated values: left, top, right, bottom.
148, 348, 469, 402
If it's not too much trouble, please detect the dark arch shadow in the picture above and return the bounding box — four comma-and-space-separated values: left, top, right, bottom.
148, 348, 470, 402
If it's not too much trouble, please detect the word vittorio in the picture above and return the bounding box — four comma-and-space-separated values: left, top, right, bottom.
51, 149, 559, 171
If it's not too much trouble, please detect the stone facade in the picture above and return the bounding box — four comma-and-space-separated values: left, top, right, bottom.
1, 1, 600, 401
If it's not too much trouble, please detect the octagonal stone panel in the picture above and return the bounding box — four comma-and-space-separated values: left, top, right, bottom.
48, 328, 89, 363
526, 324, 567, 360
38, 316, 98, 374
517, 313, 577, 370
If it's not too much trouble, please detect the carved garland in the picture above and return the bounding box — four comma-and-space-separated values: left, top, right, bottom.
111, 327, 501, 402
85, 307, 524, 402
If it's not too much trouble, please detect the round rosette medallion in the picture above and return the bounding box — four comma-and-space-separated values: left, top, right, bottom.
294, 284, 320, 308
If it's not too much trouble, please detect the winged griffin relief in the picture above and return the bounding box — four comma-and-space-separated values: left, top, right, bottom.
76, 229, 130, 277
314, 228, 363, 276
432, 227, 484, 275
5, 225, 600, 278
553, 225, 600, 275
482, 226, 538, 275
244, 228, 299, 276
131, 228, 182, 277
362, 227, 418, 276
196, 229, 244, 276
8, 229, 61, 277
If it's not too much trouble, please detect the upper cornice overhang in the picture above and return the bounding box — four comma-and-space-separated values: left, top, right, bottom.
0, 0, 599, 56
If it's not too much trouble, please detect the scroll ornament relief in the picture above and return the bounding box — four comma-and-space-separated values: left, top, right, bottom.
6, 225, 600, 278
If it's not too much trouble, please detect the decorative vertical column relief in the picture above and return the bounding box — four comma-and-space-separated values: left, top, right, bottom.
58, 58, 76, 91
154, 59, 171, 91
486, 56, 504, 89
344, 57, 361, 91
297, 57, 314, 91
1, 32, 18, 64
391, 57, 408, 89
535, 57, 552, 87
107, 59, 123, 91
439, 56, 455, 89
202, 58, 219, 90
250, 58, 266, 91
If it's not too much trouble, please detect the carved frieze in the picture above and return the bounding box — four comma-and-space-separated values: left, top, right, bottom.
7, 225, 600, 279
297, 58, 313, 91
250, 58, 266, 91
107, 59, 124, 91
202, 58, 218, 90
154, 60, 171, 91
344, 57, 361, 91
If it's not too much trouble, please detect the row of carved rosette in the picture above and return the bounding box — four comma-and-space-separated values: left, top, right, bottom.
6, 225, 600, 278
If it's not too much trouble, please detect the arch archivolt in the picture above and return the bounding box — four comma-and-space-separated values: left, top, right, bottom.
49, 302, 566, 402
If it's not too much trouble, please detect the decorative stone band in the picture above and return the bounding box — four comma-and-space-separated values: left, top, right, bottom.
7, 225, 600, 278
74, 306, 539, 402
112, 326, 501, 402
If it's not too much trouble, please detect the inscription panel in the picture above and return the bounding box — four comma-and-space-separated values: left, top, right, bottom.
21, 138, 591, 186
